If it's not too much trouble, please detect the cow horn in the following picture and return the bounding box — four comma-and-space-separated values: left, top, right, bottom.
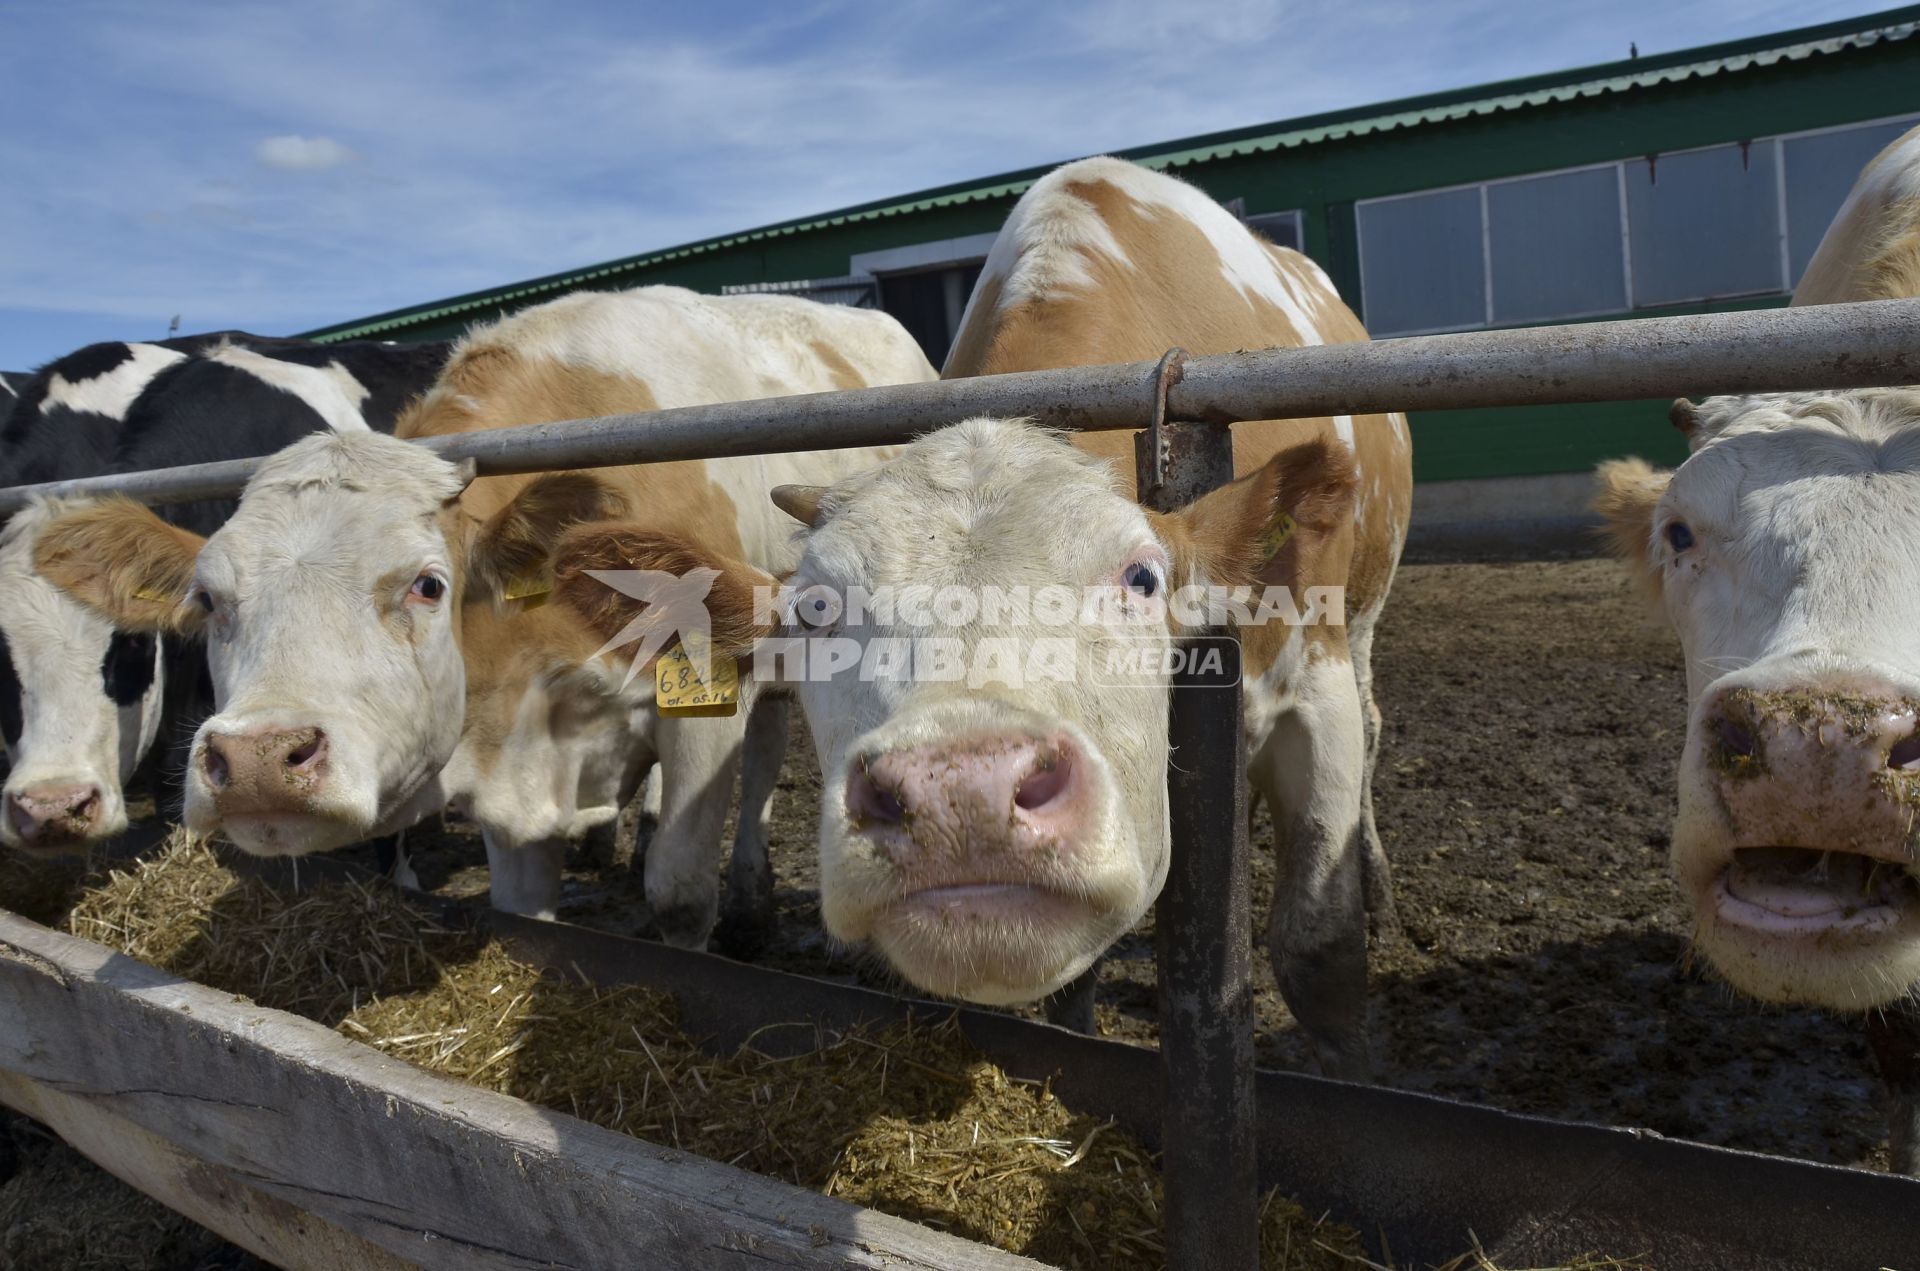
1669, 398, 1701, 438
771, 484, 826, 527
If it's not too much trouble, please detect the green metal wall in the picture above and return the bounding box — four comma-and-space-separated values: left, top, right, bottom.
377, 36, 1920, 484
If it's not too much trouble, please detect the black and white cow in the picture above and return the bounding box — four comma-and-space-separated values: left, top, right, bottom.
0, 372, 27, 408
0, 333, 450, 851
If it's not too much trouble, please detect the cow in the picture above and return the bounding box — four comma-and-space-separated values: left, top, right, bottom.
0, 334, 450, 852
32, 288, 936, 935
1593, 123, 1920, 1167
550, 159, 1414, 1078
0, 372, 25, 406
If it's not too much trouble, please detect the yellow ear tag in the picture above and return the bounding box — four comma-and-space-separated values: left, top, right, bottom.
502, 577, 551, 609
1260, 512, 1297, 562
134, 587, 175, 604
655, 637, 739, 718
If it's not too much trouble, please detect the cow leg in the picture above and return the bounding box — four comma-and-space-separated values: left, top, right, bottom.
1255, 651, 1372, 1082
717, 694, 787, 956
372, 831, 419, 891
646, 711, 746, 949
1866, 1003, 1920, 1175
481, 827, 564, 920
1348, 620, 1399, 943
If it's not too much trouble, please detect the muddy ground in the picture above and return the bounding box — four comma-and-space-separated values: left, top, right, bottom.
0, 556, 1893, 1266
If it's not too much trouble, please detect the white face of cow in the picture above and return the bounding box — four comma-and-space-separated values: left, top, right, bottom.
1600, 389, 1920, 1010
0, 503, 163, 852
181, 433, 468, 854
780, 422, 1176, 1003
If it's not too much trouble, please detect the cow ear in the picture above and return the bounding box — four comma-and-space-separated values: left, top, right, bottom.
467, 473, 629, 606
33, 499, 208, 635
1592, 458, 1672, 611
1669, 398, 1700, 439
552, 523, 780, 674
1154, 438, 1357, 611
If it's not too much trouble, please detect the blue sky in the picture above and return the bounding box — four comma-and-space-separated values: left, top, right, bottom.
0, 0, 1898, 369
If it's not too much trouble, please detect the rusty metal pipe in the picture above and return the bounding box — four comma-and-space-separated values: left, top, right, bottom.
1139, 417, 1258, 1270
3, 298, 1916, 516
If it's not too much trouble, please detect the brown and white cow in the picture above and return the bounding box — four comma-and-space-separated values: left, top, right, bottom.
1594, 124, 1920, 1164
555, 159, 1413, 1077
34, 287, 934, 936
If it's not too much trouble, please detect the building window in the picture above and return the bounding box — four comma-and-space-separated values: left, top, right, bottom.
1625, 143, 1782, 308
1356, 187, 1486, 336
1244, 210, 1304, 253
1487, 166, 1626, 324
1784, 118, 1920, 285
1354, 114, 1919, 337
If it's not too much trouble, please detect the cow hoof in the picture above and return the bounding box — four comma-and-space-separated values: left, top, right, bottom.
651, 901, 715, 951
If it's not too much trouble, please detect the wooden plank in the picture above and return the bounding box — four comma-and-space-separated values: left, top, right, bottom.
0, 1069, 414, 1270
0, 912, 1044, 1271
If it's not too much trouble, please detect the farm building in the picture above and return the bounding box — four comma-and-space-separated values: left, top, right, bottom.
300, 6, 1920, 533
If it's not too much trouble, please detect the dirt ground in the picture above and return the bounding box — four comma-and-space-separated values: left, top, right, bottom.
0, 555, 1894, 1266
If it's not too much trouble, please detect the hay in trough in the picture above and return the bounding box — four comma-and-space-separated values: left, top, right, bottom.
65, 829, 461, 1024
47, 834, 1646, 1271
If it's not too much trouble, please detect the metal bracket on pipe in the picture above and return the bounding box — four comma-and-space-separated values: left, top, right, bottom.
1138, 348, 1188, 507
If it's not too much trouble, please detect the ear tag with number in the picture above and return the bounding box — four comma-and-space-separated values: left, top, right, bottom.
1260, 512, 1296, 562
655, 637, 739, 718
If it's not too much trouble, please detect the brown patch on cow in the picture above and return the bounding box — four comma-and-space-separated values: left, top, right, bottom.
466, 472, 632, 607
810, 340, 868, 391
34, 498, 208, 635
944, 165, 1412, 676
1592, 458, 1671, 611
1155, 439, 1358, 668
454, 598, 625, 782
384, 334, 768, 789
397, 345, 748, 600
552, 525, 778, 668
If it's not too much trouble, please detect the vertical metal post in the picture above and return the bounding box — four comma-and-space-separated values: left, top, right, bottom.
1136, 350, 1258, 1269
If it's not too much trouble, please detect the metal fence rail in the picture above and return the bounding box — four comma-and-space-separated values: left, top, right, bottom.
2, 297, 1917, 516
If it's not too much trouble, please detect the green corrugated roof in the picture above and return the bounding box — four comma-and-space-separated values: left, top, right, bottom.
302, 5, 1920, 343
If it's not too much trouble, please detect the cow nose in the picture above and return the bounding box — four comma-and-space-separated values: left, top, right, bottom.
1702, 684, 1917, 778
201, 727, 329, 799
847, 735, 1082, 832
7, 784, 102, 843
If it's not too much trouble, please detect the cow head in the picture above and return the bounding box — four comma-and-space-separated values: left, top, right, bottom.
555, 418, 1354, 1004
1597, 388, 1920, 1010
0, 501, 164, 852
34, 431, 620, 858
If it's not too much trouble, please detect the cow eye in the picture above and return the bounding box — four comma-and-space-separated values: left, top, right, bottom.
410, 574, 446, 603
1665, 521, 1695, 553
190, 588, 215, 614
1123, 562, 1160, 597
794, 588, 838, 630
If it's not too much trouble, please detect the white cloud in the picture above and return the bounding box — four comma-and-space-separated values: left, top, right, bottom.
255, 134, 354, 171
